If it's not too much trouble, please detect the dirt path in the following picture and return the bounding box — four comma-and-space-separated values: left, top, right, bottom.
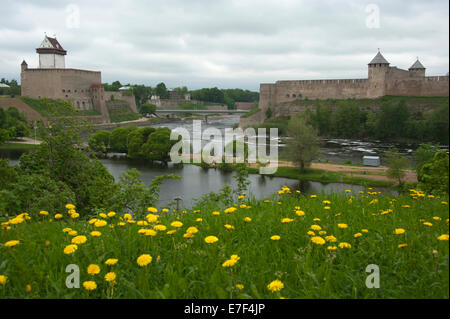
6, 137, 42, 145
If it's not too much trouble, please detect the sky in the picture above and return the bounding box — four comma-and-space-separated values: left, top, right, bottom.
0, 0, 448, 91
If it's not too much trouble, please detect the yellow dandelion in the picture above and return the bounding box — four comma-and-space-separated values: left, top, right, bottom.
137, 254, 152, 267
82, 281, 97, 291
87, 264, 100, 275
105, 272, 116, 282
204, 236, 219, 244
270, 235, 281, 241
4, 240, 20, 247
267, 280, 284, 293
63, 244, 78, 254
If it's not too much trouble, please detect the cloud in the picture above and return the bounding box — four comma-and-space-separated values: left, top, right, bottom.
0, 0, 448, 90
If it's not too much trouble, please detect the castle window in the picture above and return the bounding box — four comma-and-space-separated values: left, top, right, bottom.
77, 101, 80, 108
68, 89, 71, 92
62, 89, 65, 93
65, 95, 68, 98
82, 101, 85, 107
292, 94, 296, 98
75, 89, 77, 93
286, 94, 290, 98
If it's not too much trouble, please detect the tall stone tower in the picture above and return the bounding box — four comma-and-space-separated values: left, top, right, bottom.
36, 35, 67, 68
408, 59, 426, 77
367, 50, 390, 98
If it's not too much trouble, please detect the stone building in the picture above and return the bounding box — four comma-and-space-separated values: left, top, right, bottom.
259, 50, 449, 112
20, 36, 114, 122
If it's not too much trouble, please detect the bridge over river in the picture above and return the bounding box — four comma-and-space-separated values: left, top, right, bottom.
154, 109, 249, 123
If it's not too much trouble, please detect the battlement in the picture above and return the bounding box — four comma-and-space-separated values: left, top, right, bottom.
23, 68, 101, 74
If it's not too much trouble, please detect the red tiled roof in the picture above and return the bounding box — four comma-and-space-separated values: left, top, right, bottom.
36, 36, 67, 55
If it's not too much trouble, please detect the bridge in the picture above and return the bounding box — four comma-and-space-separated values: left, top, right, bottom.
154, 109, 249, 123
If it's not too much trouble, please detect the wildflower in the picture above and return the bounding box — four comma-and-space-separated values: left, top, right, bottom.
45, 240, 50, 247
147, 207, 158, 213
361, 229, 369, 233
183, 233, 194, 238
137, 254, 152, 267
437, 234, 449, 241
394, 228, 405, 235
322, 200, 331, 205
295, 210, 305, 216
99, 213, 107, 219
244, 217, 252, 222
144, 229, 157, 237
224, 224, 235, 230
354, 233, 363, 238
267, 280, 284, 293
307, 231, 315, 236
105, 258, 118, 266
313, 218, 321, 222
107, 211, 116, 218
311, 236, 326, 245
310, 195, 317, 198
398, 243, 408, 248
423, 222, 433, 227
123, 213, 132, 220
338, 242, 352, 249
310, 225, 322, 231
94, 220, 107, 227
319, 231, 327, 235
325, 235, 337, 243
186, 226, 198, 234
105, 272, 116, 282
281, 218, 294, 223
442, 201, 448, 205
0, 275, 7, 285
239, 204, 247, 209
171, 221, 183, 228
345, 190, 351, 193
83, 281, 97, 291
72, 235, 87, 245
90, 231, 103, 237
68, 230, 78, 236
87, 264, 101, 275
327, 246, 337, 251
236, 284, 244, 290
162, 208, 169, 213
222, 259, 238, 267
137, 221, 148, 226
167, 230, 177, 235
433, 216, 442, 221
324, 206, 331, 210
337, 224, 348, 229
212, 211, 220, 216
204, 236, 219, 244
147, 214, 159, 223
196, 218, 203, 222
54, 214, 63, 219
224, 207, 237, 214
154, 224, 167, 231
89, 219, 97, 225
63, 244, 78, 254
65, 204, 75, 210
4, 240, 20, 247
271, 235, 281, 241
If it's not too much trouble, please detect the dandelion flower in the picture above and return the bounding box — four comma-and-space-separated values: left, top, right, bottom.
0, 275, 7, 285
337, 224, 348, 229
281, 218, 294, 223
338, 242, 352, 249
222, 259, 238, 267
311, 236, 326, 245
154, 224, 167, 231
4, 240, 20, 247
204, 236, 219, 244
423, 222, 433, 227
146, 214, 159, 223
107, 212, 116, 218
327, 246, 337, 251
147, 207, 158, 213
325, 235, 337, 243
171, 221, 183, 228
65, 204, 75, 210
105, 272, 116, 282
224, 224, 235, 230
271, 235, 281, 241
137, 254, 152, 267
68, 230, 78, 236
224, 207, 237, 214
186, 226, 198, 234
267, 280, 284, 293
236, 284, 244, 290
244, 217, 252, 222
394, 228, 406, 235
295, 210, 305, 216
87, 264, 100, 275
83, 281, 97, 291
398, 243, 408, 248
354, 233, 363, 238
437, 234, 449, 241
54, 214, 63, 219
71, 235, 87, 245
94, 220, 107, 227
166, 230, 177, 235
310, 225, 322, 231
105, 258, 118, 266
63, 244, 78, 254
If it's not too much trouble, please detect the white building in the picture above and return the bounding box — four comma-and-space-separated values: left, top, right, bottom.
36, 35, 67, 68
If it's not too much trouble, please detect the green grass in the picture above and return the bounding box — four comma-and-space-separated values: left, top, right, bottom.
21, 97, 101, 117
0, 190, 448, 298
107, 102, 140, 123
0, 143, 40, 151
241, 107, 261, 118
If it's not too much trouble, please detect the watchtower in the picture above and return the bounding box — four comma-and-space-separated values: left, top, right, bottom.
408, 58, 426, 77
367, 50, 390, 97
36, 35, 67, 68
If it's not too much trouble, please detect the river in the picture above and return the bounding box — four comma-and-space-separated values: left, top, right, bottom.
3, 115, 443, 207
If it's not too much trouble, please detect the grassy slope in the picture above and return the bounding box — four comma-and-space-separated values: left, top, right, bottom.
0, 190, 448, 298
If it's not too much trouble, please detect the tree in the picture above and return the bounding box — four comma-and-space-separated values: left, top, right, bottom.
139, 103, 156, 116
417, 150, 449, 195
110, 126, 138, 153
413, 144, 441, 174
384, 148, 409, 186
88, 130, 111, 154
156, 82, 170, 99
142, 127, 179, 164
287, 114, 320, 172
127, 127, 156, 159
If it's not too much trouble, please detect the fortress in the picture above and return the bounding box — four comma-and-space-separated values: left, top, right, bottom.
258, 51, 449, 112
20, 36, 136, 123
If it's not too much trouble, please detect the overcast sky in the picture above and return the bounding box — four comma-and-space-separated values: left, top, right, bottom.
0, 0, 448, 91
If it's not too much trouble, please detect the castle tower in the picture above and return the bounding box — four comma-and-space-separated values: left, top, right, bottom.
408, 58, 426, 77
21, 60, 28, 72
36, 35, 67, 68
367, 50, 390, 97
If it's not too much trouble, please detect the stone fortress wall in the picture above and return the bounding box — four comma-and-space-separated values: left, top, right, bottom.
257, 51, 449, 120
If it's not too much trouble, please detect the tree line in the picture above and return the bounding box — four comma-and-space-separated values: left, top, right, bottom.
0, 107, 30, 144
303, 98, 449, 144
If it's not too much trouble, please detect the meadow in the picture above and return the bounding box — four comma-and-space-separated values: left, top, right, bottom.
0, 187, 448, 298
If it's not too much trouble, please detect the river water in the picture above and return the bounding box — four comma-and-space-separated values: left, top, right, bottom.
3, 115, 444, 207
